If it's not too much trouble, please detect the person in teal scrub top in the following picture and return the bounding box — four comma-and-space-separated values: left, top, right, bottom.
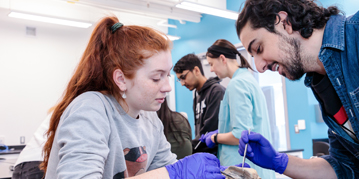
200, 39, 275, 179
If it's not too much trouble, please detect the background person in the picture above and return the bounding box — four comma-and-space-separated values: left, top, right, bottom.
236, 0, 359, 178
201, 39, 275, 179
173, 54, 225, 155
41, 16, 224, 179
157, 98, 192, 159
12, 113, 51, 179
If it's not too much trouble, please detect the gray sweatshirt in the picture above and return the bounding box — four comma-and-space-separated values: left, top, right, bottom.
45, 91, 177, 179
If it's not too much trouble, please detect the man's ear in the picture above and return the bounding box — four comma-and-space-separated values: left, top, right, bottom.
276, 11, 293, 34
193, 66, 201, 76
113, 69, 127, 91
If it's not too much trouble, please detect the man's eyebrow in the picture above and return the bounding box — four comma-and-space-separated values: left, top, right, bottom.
247, 39, 256, 54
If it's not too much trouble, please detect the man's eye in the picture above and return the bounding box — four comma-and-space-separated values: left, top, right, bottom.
257, 46, 261, 54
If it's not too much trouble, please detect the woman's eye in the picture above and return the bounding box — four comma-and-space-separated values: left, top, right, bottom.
153, 79, 160, 82
257, 46, 261, 54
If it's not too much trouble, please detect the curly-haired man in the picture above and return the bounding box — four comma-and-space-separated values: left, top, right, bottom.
236, 0, 359, 179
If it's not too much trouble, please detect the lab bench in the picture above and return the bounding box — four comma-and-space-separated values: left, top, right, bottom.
0, 145, 24, 179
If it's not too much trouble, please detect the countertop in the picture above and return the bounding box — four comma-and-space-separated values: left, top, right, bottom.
0, 145, 25, 155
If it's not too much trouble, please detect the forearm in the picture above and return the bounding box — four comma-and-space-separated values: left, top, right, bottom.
213, 132, 239, 145
129, 167, 170, 179
284, 155, 337, 179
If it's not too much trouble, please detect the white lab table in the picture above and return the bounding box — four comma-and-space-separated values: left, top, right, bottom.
0, 146, 24, 179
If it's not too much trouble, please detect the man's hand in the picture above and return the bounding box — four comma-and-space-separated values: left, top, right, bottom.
199, 130, 218, 148
238, 130, 288, 174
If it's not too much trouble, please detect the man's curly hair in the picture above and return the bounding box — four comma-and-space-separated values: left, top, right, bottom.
236, 0, 341, 39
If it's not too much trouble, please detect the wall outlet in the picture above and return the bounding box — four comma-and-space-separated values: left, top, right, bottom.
20, 136, 25, 144
0, 135, 5, 144
294, 125, 299, 134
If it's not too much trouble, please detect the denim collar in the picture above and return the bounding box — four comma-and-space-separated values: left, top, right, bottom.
304, 14, 346, 87
321, 14, 346, 51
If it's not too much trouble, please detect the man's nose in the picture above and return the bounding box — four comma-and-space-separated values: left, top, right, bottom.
254, 56, 268, 73
180, 80, 185, 86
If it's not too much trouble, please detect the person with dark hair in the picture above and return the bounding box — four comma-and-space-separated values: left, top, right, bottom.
157, 98, 192, 159
173, 54, 226, 155
236, 0, 359, 178
41, 16, 225, 179
12, 113, 51, 179
200, 39, 275, 179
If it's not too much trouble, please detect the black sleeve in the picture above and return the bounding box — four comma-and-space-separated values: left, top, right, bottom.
199, 86, 224, 134
192, 85, 225, 154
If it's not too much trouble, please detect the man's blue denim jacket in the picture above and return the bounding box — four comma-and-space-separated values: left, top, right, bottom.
304, 11, 359, 178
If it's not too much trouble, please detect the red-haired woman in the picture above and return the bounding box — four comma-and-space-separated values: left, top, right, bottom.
41, 16, 224, 179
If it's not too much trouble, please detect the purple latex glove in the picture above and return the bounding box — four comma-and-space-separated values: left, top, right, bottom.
220, 163, 251, 171
199, 130, 218, 148
165, 153, 225, 179
238, 130, 288, 174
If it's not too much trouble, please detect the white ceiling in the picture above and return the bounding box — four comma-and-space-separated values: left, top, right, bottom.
0, 0, 227, 34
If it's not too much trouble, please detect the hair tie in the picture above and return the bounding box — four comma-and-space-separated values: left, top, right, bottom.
111, 22, 123, 34
207, 45, 237, 59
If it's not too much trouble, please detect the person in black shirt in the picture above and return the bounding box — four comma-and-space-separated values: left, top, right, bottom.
174, 54, 225, 155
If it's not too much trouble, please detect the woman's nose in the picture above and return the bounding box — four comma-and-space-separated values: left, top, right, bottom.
162, 77, 172, 93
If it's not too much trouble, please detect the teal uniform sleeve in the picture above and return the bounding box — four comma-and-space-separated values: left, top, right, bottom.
227, 80, 254, 139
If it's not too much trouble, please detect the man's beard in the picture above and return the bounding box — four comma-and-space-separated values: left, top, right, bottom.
277, 32, 305, 81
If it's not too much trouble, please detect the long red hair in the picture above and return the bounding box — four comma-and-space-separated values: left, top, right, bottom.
40, 16, 172, 174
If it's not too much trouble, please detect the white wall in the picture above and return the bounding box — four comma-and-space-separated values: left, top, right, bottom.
0, 11, 93, 145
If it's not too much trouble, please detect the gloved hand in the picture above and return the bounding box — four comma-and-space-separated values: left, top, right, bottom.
0, 144, 8, 152
199, 130, 218, 148
165, 153, 225, 179
220, 163, 251, 171
238, 130, 288, 174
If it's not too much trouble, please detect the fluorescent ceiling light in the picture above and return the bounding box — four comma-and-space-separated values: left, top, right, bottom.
164, 34, 180, 41
176, 1, 239, 20
8, 12, 92, 28
157, 20, 177, 28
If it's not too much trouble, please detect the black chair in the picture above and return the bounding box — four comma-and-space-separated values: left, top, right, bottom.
313, 141, 330, 157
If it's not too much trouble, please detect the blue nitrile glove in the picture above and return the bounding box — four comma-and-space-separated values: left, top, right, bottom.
0, 144, 8, 152
199, 130, 218, 148
165, 153, 225, 179
238, 130, 288, 174
220, 163, 251, 171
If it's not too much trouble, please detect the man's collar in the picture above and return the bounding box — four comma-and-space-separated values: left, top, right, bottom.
321, 14, 346, 51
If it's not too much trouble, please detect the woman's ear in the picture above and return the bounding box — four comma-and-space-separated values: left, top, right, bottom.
113, 69, 127, 91
219, 54, 227, 64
